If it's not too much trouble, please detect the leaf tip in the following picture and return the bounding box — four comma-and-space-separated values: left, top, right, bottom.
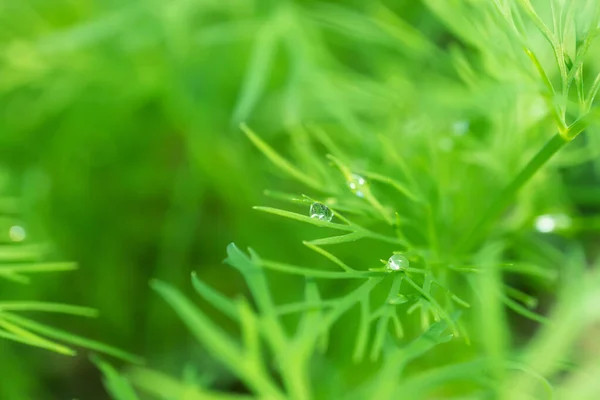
149, 279, 165, 292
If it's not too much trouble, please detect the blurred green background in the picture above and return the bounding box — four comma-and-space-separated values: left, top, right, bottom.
1, 1, 380, 398
2, 0, 600, 399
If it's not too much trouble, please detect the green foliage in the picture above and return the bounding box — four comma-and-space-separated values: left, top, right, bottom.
99, 244, 455, 399
94, 0, 600, 398
0, 170, 140, 398
4, 0, 600, 398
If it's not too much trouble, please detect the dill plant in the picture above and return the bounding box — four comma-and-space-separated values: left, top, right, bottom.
0, 168, 140, 398
83, 0, 600, 399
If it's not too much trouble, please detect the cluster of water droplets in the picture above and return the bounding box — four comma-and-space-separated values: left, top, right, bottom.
307, 173, 369, 222
439, 120, 470, 152
308, 200, 412, 277
309, 202, 333, 222
348, 173, 367, 197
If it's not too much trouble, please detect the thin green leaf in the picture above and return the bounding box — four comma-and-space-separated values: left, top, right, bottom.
191, 272, 239, 321
312, 278, 383, 345
0, 262, 78, 274
0, 245, 46, 262
404, 275, 458, 335
263, 190, 312, 204
0, 312, 142, 363
303, 242, 354, 272
0, 302, 98, 317
516, 0, 556, 46
502, 296, 549, 324
587, 71, 600, 109
359, 170, 420, 202
153, 276, 285, 399
0, 318, 75, 355
92, 355, 140, 400
303, 232, 364, 246
232, 25, 278, 123
151, 279, 243, 367
367, 320, 452, 399
128, 367, 253, 400
327, 154, 394, 224
0, 271, 30, 283
241, 124, 324, 190
353, 297, 370, 362
505, 286, 538, 309
395, 360, 486, 398
295, 278, 324, 353
238, 298, 260, 362
275, 300, 336, 316
260, 259, 381, 279
253, 206, 354, 231
0, 327, 74, 355
370, 275, 404, 361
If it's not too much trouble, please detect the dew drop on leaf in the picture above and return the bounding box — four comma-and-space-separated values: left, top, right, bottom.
348, 174, 367, 197
386, 254, 409, 271
9, 225, 26, 242
534, 214, 571, 233
452, 120, 469, 136
309, 202, 333, 222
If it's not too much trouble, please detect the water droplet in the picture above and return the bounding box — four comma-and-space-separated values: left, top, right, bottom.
524, 297, 538, 309
386, 254, 409, 271
529, 97, 546, 121
348, 174, 367, 197
452, 120, 469, 136
534, 214, 571, 233
9, 225, 26, 242
309, 202, 333, 222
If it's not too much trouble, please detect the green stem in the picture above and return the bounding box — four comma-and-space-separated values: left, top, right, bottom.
260, 260, 383, 279
458, 133, 569, 254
